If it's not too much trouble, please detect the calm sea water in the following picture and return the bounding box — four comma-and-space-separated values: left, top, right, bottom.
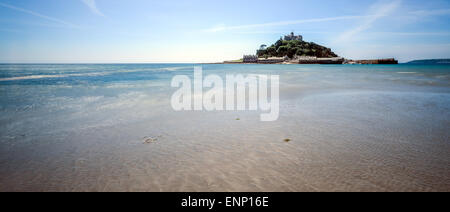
0, 64, 449, 191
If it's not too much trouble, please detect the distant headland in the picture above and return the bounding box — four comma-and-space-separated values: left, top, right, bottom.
224, 32, 398, 65
406, 59, 450, 64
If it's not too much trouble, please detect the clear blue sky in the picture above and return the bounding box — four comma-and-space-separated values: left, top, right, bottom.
1, 0, 450, 63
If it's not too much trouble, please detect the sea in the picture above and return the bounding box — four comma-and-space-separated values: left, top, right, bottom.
0, 63, 449, 191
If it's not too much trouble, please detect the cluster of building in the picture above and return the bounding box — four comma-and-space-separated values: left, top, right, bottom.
242, 55, 344, 64
343, 58, 398, 64
242, 55, 258, 63
243, 55, 287, 63
297, 56, 344, 64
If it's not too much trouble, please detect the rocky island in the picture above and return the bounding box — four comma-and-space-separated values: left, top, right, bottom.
224, 32, 398, 65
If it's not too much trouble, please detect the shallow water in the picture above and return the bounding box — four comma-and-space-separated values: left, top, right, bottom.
0, 64, 449, 191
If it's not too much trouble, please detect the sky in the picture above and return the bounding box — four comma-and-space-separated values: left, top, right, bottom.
0, 0, 450, 63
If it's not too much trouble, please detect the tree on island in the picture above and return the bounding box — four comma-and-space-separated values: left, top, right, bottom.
256, 38, 338, 59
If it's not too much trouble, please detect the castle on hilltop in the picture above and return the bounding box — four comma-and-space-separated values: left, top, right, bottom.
283, 32, 302, 41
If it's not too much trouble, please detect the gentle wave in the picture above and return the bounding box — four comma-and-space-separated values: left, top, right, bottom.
0, 66, 192, 82
160, 66, 192, 71
0, 72, 106, 81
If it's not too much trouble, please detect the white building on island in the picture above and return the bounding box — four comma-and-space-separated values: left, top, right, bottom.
243, 55, 258, 63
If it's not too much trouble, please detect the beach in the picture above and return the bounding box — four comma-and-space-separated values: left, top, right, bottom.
0, 64, 449, 192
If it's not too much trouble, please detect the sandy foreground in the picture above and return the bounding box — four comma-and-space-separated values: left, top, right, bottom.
1, 65, 449, 192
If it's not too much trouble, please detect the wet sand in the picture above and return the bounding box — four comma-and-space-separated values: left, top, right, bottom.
0, 64, 449, 191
